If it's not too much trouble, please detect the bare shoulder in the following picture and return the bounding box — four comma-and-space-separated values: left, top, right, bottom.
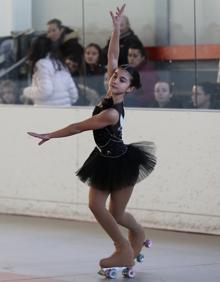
99, 108, 119, 125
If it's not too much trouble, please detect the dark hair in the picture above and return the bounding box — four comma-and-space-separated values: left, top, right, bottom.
119, 64, 141, 89
28, 35, 65, 74
47, 18, 63, 29
28, 36, 52, 73
198, 81, 218, 96
128, 42, 146, 57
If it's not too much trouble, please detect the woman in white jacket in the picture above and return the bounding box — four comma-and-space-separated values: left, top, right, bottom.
23, 35, 78, 106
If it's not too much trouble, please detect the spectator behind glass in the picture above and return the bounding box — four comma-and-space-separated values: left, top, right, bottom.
151, 81, 182, 108
47, 18, 84, 67
65, 54, 100, 106
83, 43, 106, 97
191, 82, 220, 109
0, 79, 18, 104
47, 18, 63, 44
22, 35, 78, 106
0, 39, 15, 68
102, 15, 142, 65
125, 43, 158, 107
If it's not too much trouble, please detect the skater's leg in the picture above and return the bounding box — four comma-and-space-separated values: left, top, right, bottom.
109, 186, 145, 258
89, 187, 133, 267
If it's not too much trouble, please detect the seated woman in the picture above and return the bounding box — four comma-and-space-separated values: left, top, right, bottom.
150, 80, 182, 108
190, 82, 220, 109
22, 35, 78, 106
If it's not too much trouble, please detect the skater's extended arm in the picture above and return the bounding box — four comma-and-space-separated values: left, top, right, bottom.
107, 4, 126, 80
28, 108, 119, 145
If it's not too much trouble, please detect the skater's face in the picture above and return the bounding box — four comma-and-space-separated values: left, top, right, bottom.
109, 69, 133, 95
154, 82, 172, 104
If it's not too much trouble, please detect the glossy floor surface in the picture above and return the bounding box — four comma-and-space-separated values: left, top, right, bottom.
0, 215, 220, 282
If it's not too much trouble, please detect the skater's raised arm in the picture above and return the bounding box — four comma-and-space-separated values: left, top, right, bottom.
27, 108, 119, 145
107, 4, 126, 80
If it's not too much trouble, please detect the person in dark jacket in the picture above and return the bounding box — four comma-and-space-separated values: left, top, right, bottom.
102, 15, 142, 65
47, 18, 84, 67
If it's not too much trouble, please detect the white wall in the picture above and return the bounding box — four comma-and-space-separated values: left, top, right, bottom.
0, 0, 13, 36
170, 0, 220, 44
0, 105, 220, 235
0, 0, 32, 36
12, 0, 32, 31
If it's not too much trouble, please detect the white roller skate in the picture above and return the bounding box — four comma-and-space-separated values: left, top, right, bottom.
98, 266, 135, 279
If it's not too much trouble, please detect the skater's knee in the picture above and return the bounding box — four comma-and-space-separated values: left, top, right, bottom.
88, 200, 98, 213
109, 209, 124, 224
89, 199, 105, 214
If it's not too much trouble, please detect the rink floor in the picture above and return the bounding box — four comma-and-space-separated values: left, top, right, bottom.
0, 214, 219, 282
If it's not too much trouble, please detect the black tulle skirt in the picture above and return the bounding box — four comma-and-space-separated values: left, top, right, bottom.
76, 141, 156, 191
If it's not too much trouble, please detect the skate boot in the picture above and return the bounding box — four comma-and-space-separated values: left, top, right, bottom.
129, 225, 152, 263
99, 241, 134, 268
98, 241, 135, 279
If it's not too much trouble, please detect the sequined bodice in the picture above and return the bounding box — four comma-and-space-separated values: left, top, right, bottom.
92, 97, 127, 157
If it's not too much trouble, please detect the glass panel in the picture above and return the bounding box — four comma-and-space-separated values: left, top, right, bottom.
1, 0, 219, 110
153, 0, 196, 109
1, 0, 84, 106
83, 0, 158, 107
195, 0, 220, 109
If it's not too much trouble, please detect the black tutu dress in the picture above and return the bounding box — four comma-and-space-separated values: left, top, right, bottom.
76, 97, 156, 191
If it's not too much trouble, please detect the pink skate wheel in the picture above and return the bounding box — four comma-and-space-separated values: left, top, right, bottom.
144, 239, 152, 248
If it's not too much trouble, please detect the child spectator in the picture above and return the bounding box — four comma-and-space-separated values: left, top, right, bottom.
82, 43, 106, 98
0, 79, 18, 104
22, 35, 78, 106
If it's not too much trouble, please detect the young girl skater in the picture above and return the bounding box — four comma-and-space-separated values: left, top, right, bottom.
28, 4, 156, 272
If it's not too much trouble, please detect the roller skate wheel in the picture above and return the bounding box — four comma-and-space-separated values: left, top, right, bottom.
144, 239, 152, 248
136, 253, 144, 263
122, 268, 127, 276
106, 268, 117, 279
122, 268, 135, 278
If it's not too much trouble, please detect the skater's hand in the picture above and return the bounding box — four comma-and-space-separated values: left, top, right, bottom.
27, 132, 51, 145
110, 4, 126, 30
